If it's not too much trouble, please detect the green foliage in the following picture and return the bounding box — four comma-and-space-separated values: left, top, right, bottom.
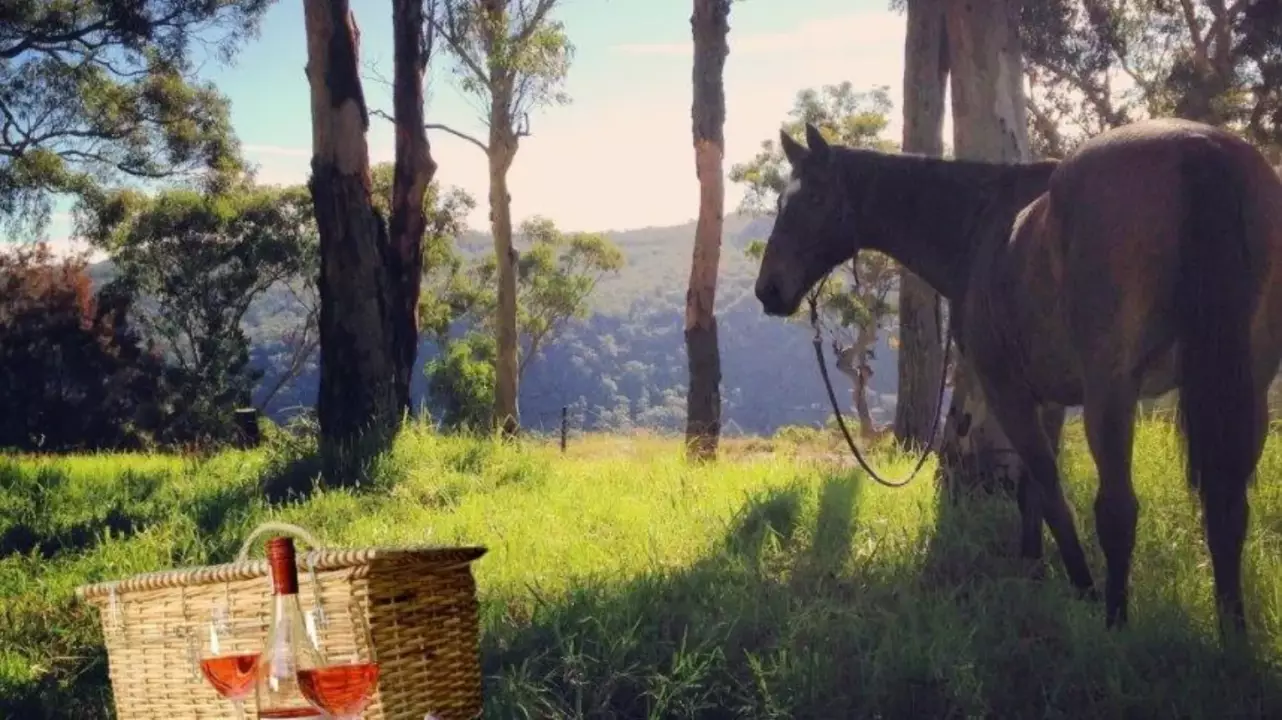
1021, 0, 1282, 157
432, 0, 575, 133
477, 217, 626, 372
422, 215, 625, 431
82, 183, 317, 444
0, 243, 165, 451
0, 0, 270, 236
732, 83, 900, 350
367, 164, 485, 346
11, 422, 1282, 716
426, 332, 498, 431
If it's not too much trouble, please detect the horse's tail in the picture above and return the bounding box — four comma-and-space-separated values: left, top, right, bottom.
1176, 140, 1264, 502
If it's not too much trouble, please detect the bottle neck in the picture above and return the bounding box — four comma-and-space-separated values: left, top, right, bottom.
270, 562, 299, 596
266, 537, 300, 596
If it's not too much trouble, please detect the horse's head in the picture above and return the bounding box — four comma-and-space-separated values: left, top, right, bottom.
754, 123, 857, 317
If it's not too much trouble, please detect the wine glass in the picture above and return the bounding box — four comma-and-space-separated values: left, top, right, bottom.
197, 602, 260, 720
297, 601, 380, 719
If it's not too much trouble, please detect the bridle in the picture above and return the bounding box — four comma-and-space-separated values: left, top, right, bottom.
806, 270, 952, 488
781, 144, 952, 487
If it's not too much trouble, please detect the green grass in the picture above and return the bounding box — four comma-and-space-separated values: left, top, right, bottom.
6, 420, 1282, 718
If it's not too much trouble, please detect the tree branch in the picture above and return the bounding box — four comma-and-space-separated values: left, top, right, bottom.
0, 19, 112, 60
426, 123, 490, 153
1204, 0, 1238, 74
513, 0, 559, 47
370, 107, 490, 152
1179, 0, 1211, 69
255, 298, 320, 412
427, 3, 489, 88
1031, 58, 1128, 128
1026, 96, 1067, 159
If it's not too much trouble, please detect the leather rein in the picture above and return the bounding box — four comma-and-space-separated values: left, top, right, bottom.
806, 271, 953, 488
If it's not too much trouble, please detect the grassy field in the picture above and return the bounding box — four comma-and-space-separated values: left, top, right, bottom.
6, 420, 1282, 718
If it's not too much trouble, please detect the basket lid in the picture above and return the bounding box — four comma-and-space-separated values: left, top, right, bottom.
75, 544, 487, 601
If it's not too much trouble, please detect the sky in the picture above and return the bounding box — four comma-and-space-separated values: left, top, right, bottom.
34, 0, 935, 254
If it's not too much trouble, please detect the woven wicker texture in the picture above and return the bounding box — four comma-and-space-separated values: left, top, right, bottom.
75, 523, 486, 720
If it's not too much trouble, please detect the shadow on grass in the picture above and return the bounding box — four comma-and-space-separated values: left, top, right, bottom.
480, 469, 1282, 719
0, 462, 170, 559
260, 450, 327, 503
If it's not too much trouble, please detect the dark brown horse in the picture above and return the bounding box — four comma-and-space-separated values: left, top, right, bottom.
754, 118, 1282, 638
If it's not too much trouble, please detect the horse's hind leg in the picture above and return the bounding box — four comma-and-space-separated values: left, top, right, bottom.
1081, 381, 1140, 628
1197, 390, 1266, 638
1201, 471, 1251, 637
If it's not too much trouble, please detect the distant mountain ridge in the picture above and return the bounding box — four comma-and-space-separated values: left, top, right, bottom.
89, 213, 906, 435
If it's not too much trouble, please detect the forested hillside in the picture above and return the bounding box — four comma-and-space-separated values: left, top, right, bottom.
216, 212, 900, 435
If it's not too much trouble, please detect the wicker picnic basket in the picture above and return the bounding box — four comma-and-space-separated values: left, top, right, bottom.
75, 522, 488, 720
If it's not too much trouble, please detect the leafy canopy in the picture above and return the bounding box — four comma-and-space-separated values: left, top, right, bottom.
431, 0, 574, 142
0, 0, 269, 237
1021, 0, 1282, 158
83, 182, 316, 441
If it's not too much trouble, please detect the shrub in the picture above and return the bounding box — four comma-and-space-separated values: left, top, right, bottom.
0, 244, 166, 451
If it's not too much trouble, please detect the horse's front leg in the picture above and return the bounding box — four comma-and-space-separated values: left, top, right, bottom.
981, 381, 1096, 596
1017, 403, 1067, 571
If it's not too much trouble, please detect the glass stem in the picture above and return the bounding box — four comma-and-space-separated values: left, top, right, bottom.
230, 699, 246, 720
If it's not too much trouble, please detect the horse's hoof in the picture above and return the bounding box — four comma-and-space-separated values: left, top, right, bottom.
1104, 611, 1128, 630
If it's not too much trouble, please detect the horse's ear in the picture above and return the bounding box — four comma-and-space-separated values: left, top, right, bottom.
780, 129, 808, 167
804, 123, 830, 158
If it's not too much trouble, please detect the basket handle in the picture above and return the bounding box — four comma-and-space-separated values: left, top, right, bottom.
235, 521, 325, 563
234, 521, 331, 633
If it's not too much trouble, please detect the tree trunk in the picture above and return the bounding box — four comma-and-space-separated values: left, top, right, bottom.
304, 0, 399, 482
388, 0, 437, 411
302, 0, 434, 485
939, 0, 1029, 493
836, 329, 879, 440
489, 123, 521, 437
895, 0, 948, 449
854, 366, 875, 437
685, 0, 730, 462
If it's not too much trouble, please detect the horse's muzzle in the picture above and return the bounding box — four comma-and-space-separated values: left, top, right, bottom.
755, 279, 792, 317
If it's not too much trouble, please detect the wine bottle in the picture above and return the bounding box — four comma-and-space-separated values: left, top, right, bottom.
254, 536, 325, 719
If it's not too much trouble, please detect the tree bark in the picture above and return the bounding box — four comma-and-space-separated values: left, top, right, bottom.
389, 0, 437, 411
685, 0, 730, 461
489, 121, 521, 437
895, 0, 948, 449
939, 0, 1030, 493
836, 330, 879, 440
854, 365, 875, 436
302, 0, 433, 484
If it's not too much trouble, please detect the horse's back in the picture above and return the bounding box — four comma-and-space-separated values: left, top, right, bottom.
1043, 119, 1282, 388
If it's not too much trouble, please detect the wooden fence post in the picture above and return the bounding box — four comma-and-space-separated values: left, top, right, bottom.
560, 406, 568, 453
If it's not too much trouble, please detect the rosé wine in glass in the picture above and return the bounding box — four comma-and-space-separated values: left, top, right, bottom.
297, 661, 380, 718
199, 653, 260, 701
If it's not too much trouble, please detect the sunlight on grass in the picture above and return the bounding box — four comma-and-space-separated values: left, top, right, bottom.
5, 419, 1282, 717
